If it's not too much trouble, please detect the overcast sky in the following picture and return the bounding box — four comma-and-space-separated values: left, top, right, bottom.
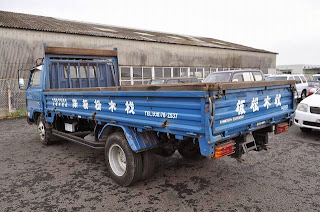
1, 0, 319, 65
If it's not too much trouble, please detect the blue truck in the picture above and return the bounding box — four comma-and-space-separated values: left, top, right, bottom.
18, 45, 295, 186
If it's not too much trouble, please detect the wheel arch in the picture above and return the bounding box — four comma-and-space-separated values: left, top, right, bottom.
99, 124, 159, 152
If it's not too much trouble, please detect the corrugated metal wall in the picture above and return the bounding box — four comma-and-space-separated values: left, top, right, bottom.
0, 28, 276, 79
0, 27, 276, 115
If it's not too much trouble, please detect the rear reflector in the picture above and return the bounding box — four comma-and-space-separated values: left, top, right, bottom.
214, 141, 235, 159
275, 122, 288, 134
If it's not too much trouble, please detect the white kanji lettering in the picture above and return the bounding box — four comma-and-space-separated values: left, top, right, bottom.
235, 100, 246, 115
94, 99, 102, 111
274, 94, 282, 107
108, 100, 117, 112
250, 97, 259, 112
263, 96, 271, 109
125, 101, 135, 115
64, 99, 68, 107
82, 99, 88, 110
72, 99, 78, 108
61, 99, 67, 107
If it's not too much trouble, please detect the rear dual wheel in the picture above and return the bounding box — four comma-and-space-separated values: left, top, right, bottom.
105, 132, 156, 186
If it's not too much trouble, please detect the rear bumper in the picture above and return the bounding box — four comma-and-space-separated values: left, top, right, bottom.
294, 110, 320, 130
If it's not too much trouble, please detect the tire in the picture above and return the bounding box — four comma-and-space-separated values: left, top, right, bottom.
141, 151, 156, 181
105, 132, 143, 186
300, 127, 312, 133
37, 115, 53, 145
301, 90, 307, 100
178, 139, 203, 160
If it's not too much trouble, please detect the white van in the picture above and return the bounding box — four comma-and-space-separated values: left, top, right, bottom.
266, 74, 308, 99
313, 74, 320, 81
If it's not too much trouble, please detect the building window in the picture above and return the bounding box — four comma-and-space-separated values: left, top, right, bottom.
119, 66, 227, 85
154, 67, 163, 78
204, 68, 210, 78
133, 80, 142, 85
133, 67, 142, 78
190, 68, 196, 77
120, 67, 131, 85
133, 67, 143, 85
195, 67, 203, 79
142, 67, 152, 84
210, 68, 217, 73
121, 81, 131, 86
173, 68, 180, 77
163, 68, 171, 78
180, 67, 188, 77
120, 67, 130, 79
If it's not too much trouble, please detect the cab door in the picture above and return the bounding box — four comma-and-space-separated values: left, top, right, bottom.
26, 66, 43, 121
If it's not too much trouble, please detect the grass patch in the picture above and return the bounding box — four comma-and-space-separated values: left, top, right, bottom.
2, 109, 27, 119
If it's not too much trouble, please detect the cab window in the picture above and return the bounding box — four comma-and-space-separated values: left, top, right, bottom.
30, 67, 42, 87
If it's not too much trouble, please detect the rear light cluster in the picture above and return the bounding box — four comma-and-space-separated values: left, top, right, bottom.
214, 141, 235, 159
275, 122, 288, 134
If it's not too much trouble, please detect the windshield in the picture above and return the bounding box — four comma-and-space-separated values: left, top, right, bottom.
204, 73, 231, 83
150, 79, 165, 85
265, 76, 287, 81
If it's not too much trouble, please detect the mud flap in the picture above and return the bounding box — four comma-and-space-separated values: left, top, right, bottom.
99, 124, 159, 152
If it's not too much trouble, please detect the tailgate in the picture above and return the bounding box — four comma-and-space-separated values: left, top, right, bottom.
210, 83, 294, 142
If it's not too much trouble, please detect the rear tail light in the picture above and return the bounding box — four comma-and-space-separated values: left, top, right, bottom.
214, 141, 235, 159
275, 122, 288, 134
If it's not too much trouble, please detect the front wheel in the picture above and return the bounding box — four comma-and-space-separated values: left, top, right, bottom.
105, 132, 143, 186
37, 115, 53, 145
300, 127, 312, 133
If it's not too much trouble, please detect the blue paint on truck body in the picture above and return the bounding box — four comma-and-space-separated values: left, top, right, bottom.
26, 44, 295, 158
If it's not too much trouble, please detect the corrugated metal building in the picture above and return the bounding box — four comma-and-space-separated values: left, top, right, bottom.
0, 10, 277, 113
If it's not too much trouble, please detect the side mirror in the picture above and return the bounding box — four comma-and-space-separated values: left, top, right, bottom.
19, 78, 25, 89
18, 69, 26, 90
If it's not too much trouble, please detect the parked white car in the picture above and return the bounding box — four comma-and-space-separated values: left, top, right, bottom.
313, 74, 320, 81
266, 74, 308, 99
294, 89, 320, 132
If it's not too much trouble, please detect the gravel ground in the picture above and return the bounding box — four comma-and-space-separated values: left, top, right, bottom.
0, 118, 319, 212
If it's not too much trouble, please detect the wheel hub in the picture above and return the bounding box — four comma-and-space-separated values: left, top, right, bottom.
109, 144, 126, 176
37, 121, 45, 140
